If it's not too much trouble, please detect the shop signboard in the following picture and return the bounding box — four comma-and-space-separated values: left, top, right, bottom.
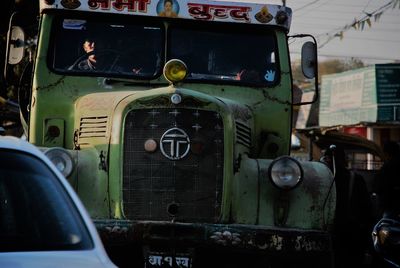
319, 64, 400, 126
376, 64, 400, 121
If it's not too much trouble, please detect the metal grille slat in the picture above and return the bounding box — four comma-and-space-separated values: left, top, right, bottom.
235, 121, 251, 148
78, 116, 108, 140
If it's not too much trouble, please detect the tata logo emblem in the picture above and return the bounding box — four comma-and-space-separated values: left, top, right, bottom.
160, 128, 190, 160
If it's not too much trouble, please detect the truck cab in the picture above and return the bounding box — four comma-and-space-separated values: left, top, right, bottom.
5, 0, 335, 267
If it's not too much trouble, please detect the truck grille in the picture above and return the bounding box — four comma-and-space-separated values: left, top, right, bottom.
123, 108, 224, 223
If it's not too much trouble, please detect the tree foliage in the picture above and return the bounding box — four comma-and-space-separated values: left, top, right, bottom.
292, 58, 365, 84
319, 58, 365, 77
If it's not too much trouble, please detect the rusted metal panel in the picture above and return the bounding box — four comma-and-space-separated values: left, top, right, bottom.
95, 220, 332, 254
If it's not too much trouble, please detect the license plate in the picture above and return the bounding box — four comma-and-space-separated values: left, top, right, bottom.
144, 251, 192, 268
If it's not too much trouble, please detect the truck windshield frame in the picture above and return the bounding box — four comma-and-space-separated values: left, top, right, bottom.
48, 12, 280, 87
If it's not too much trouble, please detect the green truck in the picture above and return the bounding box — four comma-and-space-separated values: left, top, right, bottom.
4, 0, 336, 267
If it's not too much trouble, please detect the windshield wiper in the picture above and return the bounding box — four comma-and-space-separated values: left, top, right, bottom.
104, 78, 169, 87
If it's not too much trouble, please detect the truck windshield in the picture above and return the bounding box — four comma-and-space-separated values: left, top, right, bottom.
50, 17, 164, 78
50, 16, 279, 86
168, 24, 279, 86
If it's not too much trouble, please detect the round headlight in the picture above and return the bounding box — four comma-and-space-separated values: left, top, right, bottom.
163, 59, 188, 83
372, 218, 399, 251
45, 148, 74, 177
268, 156, 303, 190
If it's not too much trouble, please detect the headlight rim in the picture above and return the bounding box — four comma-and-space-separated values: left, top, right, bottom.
268, 156, 304, 190
163, 59, 188, 84
44, 147, 75, 178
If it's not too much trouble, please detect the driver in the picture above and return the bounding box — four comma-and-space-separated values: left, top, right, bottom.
77, 39, 97, 71
69, 38, 147, 75
72, 38, 144, 74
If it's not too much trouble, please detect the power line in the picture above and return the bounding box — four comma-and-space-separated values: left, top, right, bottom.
291, 36, 400, 44
295, 0, 331, 18
293, 0, 321, 11
328, 36, 400, 42
297, 13, 400, 19
363, 0, 373, 11
318, 1, 396, 35
299, 9, 386, 15
290, 51, 399, 61
317, 0, 399, 48
295, 22, 349, 27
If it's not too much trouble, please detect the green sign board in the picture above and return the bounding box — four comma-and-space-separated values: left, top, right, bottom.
376, 64, 400, 121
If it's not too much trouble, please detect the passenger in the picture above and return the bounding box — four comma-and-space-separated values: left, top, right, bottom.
235, 69, 262, 82
235, 63, 276, 83
323, 146, 372, 267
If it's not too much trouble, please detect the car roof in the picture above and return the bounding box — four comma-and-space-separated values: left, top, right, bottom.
0, 136, 68, 178
298, 129, 385, 159
0, 136, 42, 155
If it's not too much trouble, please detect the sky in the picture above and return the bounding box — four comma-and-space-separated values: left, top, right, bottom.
230, 0, 400, 64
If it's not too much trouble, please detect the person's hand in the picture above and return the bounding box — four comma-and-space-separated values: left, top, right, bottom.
235, 69, 245, 80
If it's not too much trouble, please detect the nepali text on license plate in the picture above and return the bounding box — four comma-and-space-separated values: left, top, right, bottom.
146, 254, 192, 268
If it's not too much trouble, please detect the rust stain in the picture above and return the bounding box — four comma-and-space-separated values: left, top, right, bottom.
228, 103, 251, 121
262, 90, 291, 105
37, 76, 66, 91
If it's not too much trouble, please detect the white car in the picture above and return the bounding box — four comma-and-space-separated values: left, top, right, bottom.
0, 136, 116, 268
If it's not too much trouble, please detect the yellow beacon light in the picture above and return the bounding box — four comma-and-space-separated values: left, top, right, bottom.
163, 59, 187, 83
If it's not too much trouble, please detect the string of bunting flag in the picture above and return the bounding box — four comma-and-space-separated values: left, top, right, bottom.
317, 0, 400, 48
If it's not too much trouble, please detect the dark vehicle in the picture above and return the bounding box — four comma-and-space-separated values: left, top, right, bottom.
294, 129, 384, 197
372, 216, 400, 268
293, 129, 386, 266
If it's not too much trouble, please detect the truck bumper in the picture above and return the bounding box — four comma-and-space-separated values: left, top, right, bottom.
95, 220, 333, 256
95, 220, 334, 267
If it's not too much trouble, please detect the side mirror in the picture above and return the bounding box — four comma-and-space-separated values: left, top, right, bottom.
289, 34, 319, 106
7, 26, 25, 65
301, 41, 317, 79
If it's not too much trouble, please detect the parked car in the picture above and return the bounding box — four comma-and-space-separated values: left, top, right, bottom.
292, 129, 384, 197
293, 129, 387, 266
0, 136, 116, 268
